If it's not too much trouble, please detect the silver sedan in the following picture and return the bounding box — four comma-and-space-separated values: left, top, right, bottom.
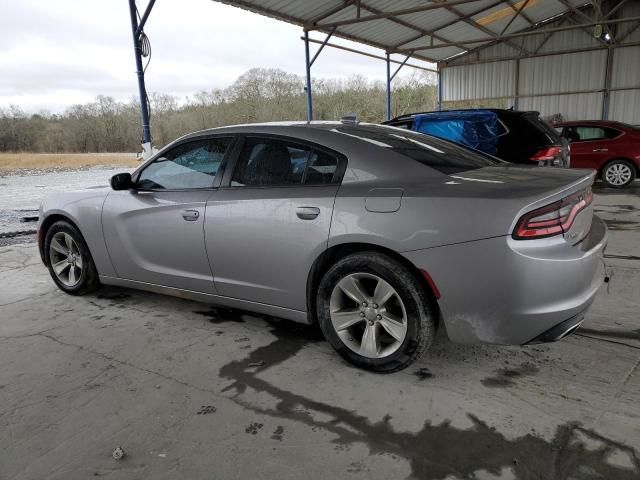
38, 122, 607, 372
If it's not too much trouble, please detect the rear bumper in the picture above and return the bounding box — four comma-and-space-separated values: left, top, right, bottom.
402, 215, 608, 345
525, 304, 590, 344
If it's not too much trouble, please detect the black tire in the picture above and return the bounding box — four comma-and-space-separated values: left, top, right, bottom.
44, 220, 100, 295
316, 252, 436, 373
601, 159, 636, 189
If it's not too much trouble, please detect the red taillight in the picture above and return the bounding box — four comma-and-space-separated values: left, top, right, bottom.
530, 146, 562, 162
513, 188, 593, 240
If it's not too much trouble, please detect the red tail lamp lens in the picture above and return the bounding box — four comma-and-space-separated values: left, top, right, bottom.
513, 188, 593, 240
530, 146, 562, 162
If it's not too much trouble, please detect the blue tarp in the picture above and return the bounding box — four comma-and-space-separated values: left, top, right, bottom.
412, 110, 499, 155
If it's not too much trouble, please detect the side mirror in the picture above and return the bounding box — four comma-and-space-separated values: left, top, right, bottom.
110, 172, 133, 191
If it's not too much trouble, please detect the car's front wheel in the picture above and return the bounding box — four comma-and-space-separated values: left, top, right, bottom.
316, 252, 436, 373
44, 220, 100, 295
602, 159, 636, 188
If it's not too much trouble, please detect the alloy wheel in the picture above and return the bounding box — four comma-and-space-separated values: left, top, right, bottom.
329, 272, 408, 359
49, 232, 83, 287
605, 163, 632, 186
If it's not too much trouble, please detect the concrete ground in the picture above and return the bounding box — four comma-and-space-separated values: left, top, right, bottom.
1, 185, 639, 480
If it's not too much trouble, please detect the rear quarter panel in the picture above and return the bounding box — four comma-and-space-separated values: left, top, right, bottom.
330, 168, 595, 253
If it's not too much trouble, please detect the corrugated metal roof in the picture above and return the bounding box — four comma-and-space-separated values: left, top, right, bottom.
215, 0, 609, 62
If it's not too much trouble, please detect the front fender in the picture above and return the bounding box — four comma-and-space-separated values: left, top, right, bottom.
39, 190, 115, 277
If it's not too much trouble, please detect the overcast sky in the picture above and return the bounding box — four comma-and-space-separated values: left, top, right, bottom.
0, 0, 434, 113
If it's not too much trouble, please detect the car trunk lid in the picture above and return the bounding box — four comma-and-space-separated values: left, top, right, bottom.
446, 165, 596, 244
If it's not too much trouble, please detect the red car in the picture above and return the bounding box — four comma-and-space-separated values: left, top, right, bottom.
555, 120, 640, 188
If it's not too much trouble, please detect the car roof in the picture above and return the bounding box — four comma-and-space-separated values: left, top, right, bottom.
385, 108, 539, 124
554, 120, 631, 129
178, 121, 403, 140
162, 121, 425, 156
181, 121, 340, 136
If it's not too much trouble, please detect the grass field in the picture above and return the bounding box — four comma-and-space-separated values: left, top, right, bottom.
0, 153, 140, 171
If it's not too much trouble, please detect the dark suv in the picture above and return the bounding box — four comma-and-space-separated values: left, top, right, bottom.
383, 108, 569, 167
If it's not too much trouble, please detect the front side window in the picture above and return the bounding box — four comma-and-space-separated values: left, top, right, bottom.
231, 138, 338, 187
138, 137, 232, 190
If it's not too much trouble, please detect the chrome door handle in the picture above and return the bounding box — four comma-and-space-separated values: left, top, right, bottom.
592, 148, 608, 152
181, 209, 200, 221
296, 206, 320, 220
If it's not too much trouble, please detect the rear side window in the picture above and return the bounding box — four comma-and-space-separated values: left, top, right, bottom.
332, 125, 502, 175
521, 114, 561, 144
305, 151, 338, 185
573, 126, 621, 141
496, 120, 509, 137
231, 138, 339, 187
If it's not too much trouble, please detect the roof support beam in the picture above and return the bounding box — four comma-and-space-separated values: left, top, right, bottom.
309, 0, 482, 29
301, 37, 437, 73
392, 0, 506, 50
606, 0, 630, 19
443, 4, 531, 54
500, 0, 531, 36
309, 1, 356, 25
618, 20, 640, 43
503, 0, 535, 26
533, 16, 569, 53
444, 3, 580, 63
390, 53, 413, 81
442, 39, 640, 66
394, 15, 640, 52
309, 27, 336, 67
555, 0, 609, 46
356, 1, 470, 53
135, 0, 156, 37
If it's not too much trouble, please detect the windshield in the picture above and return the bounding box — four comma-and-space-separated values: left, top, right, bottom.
331, 124, 504, 175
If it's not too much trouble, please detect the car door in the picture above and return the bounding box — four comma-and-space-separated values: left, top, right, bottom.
563, 125, 620, 169
102, 136, 235, 293
204, 135, 344, 311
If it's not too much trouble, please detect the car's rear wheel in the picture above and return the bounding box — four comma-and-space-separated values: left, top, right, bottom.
44, 220, 99, 295
316, 252, 435, 373
602, 159, 636, 188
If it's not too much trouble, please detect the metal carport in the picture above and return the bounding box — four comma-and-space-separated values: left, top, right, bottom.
127, 0, 640, 155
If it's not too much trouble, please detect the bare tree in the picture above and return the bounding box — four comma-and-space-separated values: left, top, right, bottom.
0, 67, 436, 154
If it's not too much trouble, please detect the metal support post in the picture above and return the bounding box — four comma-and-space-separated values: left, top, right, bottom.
602, 47, 614, 120
303, 27, 336, 121
304, 30, 313, 122
385, 53, 412, 121
385, 53, 392, 121
437, 65, 443, 111
514, 59, 520, 110
128, 0, 152, 155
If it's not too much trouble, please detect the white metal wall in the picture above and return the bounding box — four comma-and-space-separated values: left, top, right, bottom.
441, 3, 640, 124
441, 61, 515, 101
